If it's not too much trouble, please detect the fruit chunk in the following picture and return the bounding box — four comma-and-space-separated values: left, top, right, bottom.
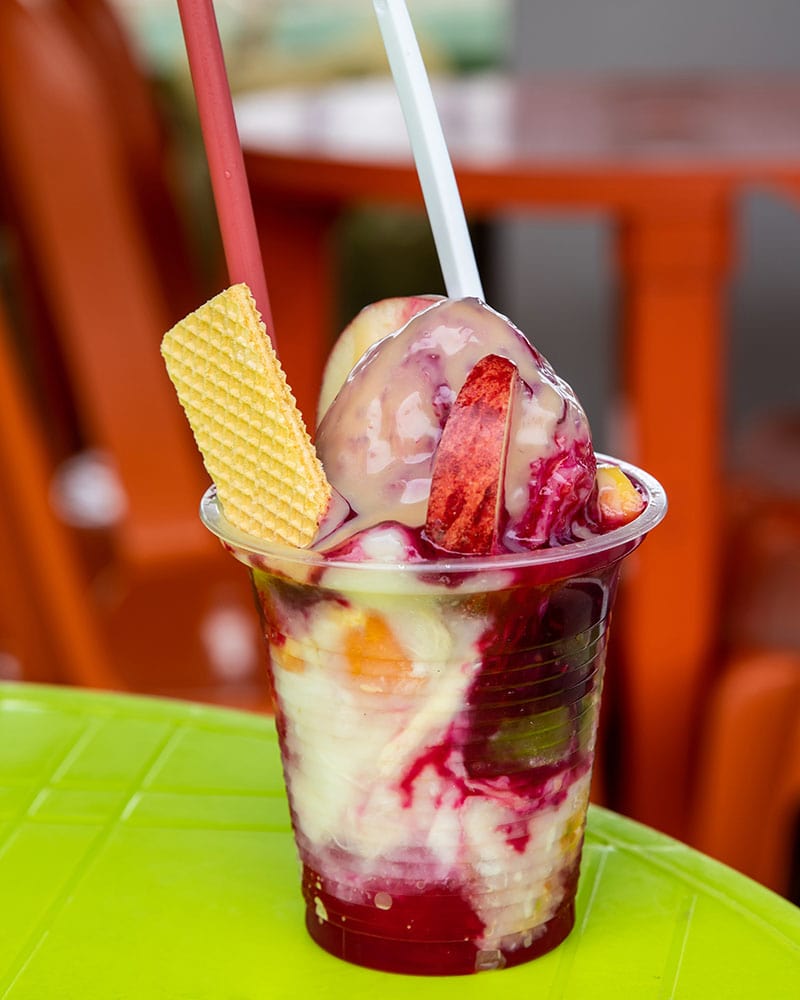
161, 283, 331, 545
344, 612, 415, 693
488, 707, 574, 769
316, 295, 441, 425
595, 463, 645, 527
425, 354, 519, 555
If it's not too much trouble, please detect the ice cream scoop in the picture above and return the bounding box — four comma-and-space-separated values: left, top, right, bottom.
316, 296, 599, 555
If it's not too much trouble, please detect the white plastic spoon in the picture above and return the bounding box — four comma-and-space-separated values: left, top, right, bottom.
372, 0, 485, 300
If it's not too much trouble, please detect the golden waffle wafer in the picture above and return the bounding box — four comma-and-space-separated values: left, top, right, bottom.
161, 283, 331, 546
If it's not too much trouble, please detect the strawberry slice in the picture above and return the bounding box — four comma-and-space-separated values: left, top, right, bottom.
424, 354, 519, 555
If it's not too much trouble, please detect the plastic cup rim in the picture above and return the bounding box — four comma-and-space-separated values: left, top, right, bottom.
199, 453, 667, 576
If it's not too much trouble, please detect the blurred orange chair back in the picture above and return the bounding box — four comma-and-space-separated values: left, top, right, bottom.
0, 0, 210, 572
0, 0, 268, 708
0, 294, 116, 689
58, 0, 205, 318
691, 650, 800, 897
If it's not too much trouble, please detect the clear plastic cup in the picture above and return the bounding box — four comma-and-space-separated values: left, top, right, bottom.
201, 457, 666, 975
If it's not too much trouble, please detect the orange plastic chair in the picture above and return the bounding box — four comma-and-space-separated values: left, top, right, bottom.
0, 0, 207, 570
688, 414, 800, 894
762, 695, 800, 896
690, 650, 800, 896
0, 296, 117, 690
0, 0, 268, 709
55, 0, 207, 320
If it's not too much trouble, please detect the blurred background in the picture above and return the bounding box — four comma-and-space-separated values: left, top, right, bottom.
1, 0, 799, 904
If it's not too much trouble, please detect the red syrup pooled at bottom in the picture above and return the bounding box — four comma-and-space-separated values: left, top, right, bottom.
301, 858, 581, 975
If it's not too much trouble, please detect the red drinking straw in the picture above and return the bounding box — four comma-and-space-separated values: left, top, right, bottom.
176, 0, 275, 345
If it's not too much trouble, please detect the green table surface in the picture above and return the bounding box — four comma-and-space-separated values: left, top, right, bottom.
1, 683, 798, 998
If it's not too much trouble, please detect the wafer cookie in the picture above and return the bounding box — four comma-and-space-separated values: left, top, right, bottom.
161, 283, 331, 545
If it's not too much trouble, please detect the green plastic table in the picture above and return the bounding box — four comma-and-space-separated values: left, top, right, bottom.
1, 683, 798, 998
